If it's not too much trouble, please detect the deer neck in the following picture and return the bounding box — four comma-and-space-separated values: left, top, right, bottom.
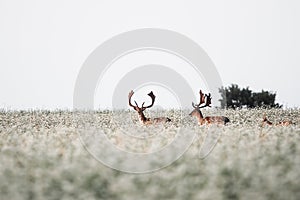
194, 109, 204, 122
198, 109, 204, 118
138, 111, 149, 124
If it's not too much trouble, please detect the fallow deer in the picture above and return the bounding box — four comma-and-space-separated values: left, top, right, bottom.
262, 115, 294, 126
190, 90, 230, 125
128, 90, 171, 125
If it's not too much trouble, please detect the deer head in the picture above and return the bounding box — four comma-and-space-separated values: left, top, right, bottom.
128, 90, 171, 124
128, 90, 156, 114
189, 90, 212, 117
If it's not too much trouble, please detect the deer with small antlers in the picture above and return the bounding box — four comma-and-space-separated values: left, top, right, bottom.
128, 90, 171, 125
190, 90, 230, 125
262, 115, 294, 126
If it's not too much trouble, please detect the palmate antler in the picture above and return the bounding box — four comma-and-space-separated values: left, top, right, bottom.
192, 90, 212, 108
190, 89, 229, 125
128, 90, 156, 111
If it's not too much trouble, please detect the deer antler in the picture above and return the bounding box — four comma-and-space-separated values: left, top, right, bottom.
199, 93, 212, 108
200, 90, 206, 105
129, 90, 156, 110
192, 90, 212, 108
128, 90, 138, 109
192, 90, 206, 108
142, 91, 156, 110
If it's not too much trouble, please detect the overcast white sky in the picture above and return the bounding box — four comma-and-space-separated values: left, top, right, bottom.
0, 0, 299, 110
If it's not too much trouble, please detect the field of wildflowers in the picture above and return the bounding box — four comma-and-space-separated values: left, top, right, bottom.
0, 108, 299, 200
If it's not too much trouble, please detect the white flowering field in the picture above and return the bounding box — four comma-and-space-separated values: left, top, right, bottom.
0, 108, 300, 200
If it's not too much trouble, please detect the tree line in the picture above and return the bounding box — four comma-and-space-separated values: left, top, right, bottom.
219, 84, 282, 109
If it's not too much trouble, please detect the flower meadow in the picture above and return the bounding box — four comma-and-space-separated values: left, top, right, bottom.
0, 108, 300, 200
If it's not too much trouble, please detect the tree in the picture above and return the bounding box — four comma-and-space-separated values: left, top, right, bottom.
219, 84, 282, 109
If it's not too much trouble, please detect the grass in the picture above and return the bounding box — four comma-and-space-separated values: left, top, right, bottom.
0, 108, 300, 200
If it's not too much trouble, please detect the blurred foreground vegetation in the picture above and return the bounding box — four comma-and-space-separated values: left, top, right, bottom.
0, 108, 300, 200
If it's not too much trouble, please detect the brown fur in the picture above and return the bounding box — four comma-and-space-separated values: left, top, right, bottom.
262, 116, 293, 127
190, 89, 229, 125
189, 108, 229, 125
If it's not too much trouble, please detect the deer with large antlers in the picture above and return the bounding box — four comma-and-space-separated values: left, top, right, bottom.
190, 90, 230, 125
128, 90, 171, 125
262, 115, 294, 126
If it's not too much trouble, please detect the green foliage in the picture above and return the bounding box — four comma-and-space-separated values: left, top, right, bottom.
219, 84, 282, 109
